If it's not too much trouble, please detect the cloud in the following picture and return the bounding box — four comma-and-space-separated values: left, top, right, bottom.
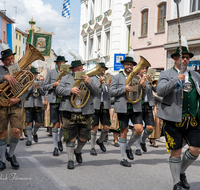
2, 0, 80, 63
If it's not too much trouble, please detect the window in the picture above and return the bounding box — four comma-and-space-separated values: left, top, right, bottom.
190, 0, 200, 12
16, 33, 18, 40
97, 35, 101, 51
141, 9, 148, 37
3, 31, 6, 43
19, 47, 21, 55
84, 41, 87, 60
127, 26, 131, 52
109, 0, 111, 9
19, 35, 21, 41
23, 38, 25, 44
158, 3, 166, 32
89, 38, 93, 59
106, 31, 110, 56
90, 0, 95, 20
15, 45, 17, 54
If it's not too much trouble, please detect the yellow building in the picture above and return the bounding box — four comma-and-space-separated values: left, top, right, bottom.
14, 27, 26, 62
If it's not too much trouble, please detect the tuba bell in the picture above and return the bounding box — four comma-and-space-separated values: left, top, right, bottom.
125, 56, 151, 104
70, 63, 103, 109
0, 43, 45, 107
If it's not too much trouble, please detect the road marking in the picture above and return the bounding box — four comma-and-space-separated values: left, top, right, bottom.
19, 156, 71, 190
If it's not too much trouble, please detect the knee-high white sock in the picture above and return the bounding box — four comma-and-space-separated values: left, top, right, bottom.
76, 139, 86, 153
135, 136, 142, 150
119, 137, 127, 160
98, 129, 108, 143
52, 128, 58, 149
66, 141, 75, 161
26, 126, 32, 141
33, 125, 40, 135
181, 149, 199, 174
126, 132, 141, 150
9, 136, 19, 157
141, 128, 152, 143
169, 157, 181, 186
58, 127, 64, 142
91, 131, 97, 148
0, 138, 7, 163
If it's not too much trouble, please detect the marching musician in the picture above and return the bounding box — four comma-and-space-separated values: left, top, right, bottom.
109, 50, 145, 167
156, 46, 200, 190
137, 66, 156, 153
43, 56, 67, 156
24, 67, 45, 146
0, 45, 28, 171
56, 57, 99, 170
90, 61, 111, 156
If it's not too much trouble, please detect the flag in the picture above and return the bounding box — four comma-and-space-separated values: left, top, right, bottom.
62, 0, 70, 18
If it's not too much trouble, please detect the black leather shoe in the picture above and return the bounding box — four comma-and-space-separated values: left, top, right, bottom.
0, 161, 6, 171
114, 142, 119, 147
140, 142, 147, 152
67, 160, 74, 169
26, 140, 32, 146
135, 149, 142, 156
90, 148, 97, 156
74, 150, 82, 163
33, 134, 38, 143
53, 148, 59, 156
58, 141, 63, 152
173, 182, 182, 190
6, 156, 19, 169
120, 159, 131, 167
180, 173, 190, 189
96, 139, 106, 152
126, 148, 134, 160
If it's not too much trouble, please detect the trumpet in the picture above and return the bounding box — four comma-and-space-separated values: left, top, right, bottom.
144, 72, 158, 87
102, 73, 113, 90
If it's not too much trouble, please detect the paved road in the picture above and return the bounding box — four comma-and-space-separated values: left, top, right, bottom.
1, 128, 200, 190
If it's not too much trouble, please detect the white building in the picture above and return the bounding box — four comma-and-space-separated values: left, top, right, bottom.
79, 0, 133, 74
165, 0, 200, 71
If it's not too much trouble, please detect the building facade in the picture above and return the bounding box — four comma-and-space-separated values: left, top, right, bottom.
0, 11, 15, 52
14, 27, 27, 62
164, 0, 200, 72
130, 0, 170, 76
79, 0, 132, 74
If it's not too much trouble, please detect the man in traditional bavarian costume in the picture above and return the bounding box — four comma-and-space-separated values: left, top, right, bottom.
138, 66, 156, 154
109, 51, 145, 167
43, 56, 67, 156
56, 58, 99, 170
157, 46, 200, 190
0, 45, 28, 171
24, 67, 45, 146
90, 61, 111, 155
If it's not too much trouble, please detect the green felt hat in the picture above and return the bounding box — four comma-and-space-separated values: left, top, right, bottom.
54, 56, 68, 63
0, 49, 16, 60
171, 46, 194, 59
69, 60, 85, 69
98, 62, 108, 70
121, 56, 137, 66
30, 67, 40, 74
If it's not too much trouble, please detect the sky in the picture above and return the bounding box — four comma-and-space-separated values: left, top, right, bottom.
0, 0, 81, 63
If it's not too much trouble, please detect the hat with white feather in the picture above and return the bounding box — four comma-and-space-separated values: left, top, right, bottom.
0, 43, 16, 60
171, 36, 194, 58
98, 57, 108, 70
121, 49, 137, 66
54, 48, 68, 62
69, 50, 85, 69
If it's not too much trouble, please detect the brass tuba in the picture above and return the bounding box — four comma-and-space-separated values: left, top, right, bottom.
70, 63, 103, 109
125, 56, 151, 104
0, 43, 45, 107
